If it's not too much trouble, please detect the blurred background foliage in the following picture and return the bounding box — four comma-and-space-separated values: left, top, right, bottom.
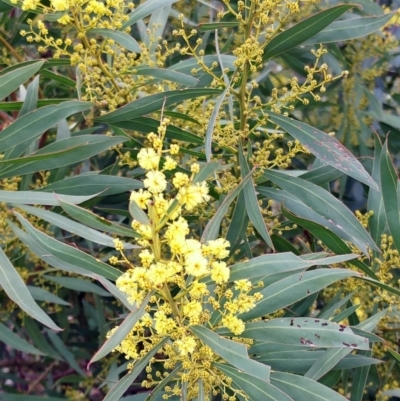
1, 0, 400, 400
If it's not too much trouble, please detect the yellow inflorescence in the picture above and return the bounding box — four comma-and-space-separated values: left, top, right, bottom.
108, 118, 262, 400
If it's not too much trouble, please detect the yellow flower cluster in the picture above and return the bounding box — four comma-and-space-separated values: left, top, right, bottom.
108, 119, 262, 399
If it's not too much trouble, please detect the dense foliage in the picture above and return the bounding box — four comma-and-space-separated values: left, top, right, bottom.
1, 0, 400, 400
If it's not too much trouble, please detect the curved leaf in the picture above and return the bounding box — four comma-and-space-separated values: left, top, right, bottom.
89, 29, 141, 53
191, 325, 270, 381
267, 113, 378, 191
263, 5, 353, 61
96, 89, 222, 124
0, 60, 44, 100
0, 246, 61, 331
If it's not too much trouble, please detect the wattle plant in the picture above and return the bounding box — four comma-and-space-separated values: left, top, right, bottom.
0, 0, 399, 400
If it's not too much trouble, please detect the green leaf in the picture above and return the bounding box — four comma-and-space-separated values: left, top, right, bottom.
267, 113, 378, 191
262, 5, 354, 61
193, 162, 220, 184
239, 145, 273, 248
220, 317, 369, 350
112, 118, 204, 144
89, 29, 141, 53
132, 67, 199, 87
191, 325, 270, 381
24, 317, 61, 360
201, 169, 254, 242
350, 351, 371, 401
0, 246, 61, 331
0, 60, 44, 100
47, 331, 86, 376
380, 140, 400, 251
96, 89, 222, 124
281, 206, 377, 279
0, 101, 92, 154
198, 21, 240, 31
39, 173, 143, 196
270, 371, 350, 401
0, 99, 71, 111
44, 276, 112, 297
227, 252, 358, 282
262, 170, 378, 253
0, 136, 125, 179
90, 293, 152, 364
144, 365, 182, 401
259, 187, 367, 251
18, 204, 138, 249
359, 276, 400, 297
214, 363, 293, 401
121, 0, 178, 30
104, 337, 169, 401
299, 165, 343, 186
239, 268, 360, 320
59, 200, 139, 239
129, 198, 150, 225
40, 70, 76, 88
257, 350, 381, 374
19, 75, 39, 117
27, 286, 70, 306
305, 348, 352, 380
306, 12, 396, 45
0, 322, 45, 355
14, 212, 121, 280
226, 192, 248, 250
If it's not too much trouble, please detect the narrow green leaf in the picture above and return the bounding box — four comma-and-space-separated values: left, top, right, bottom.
263, 5, 353, 61
0, 136, 125, 179
226, 192, 248, 250
27, 286, 70, 306
59, 200, 139, 239
227, 252, 358, 282
132, 67, 199, 87
144, 365, 182, 401
0, 60, 44, 100
39, 173, 143, 196
305, 348, 352, 380
104, 337, 169, 401
270, 371, 350, 401
19, 75, 39, 117
262, 170, 378, 253
258, 187, 367, 251
193, 162, 220, 184
121, 0, 178, 30
267, 113, 378, 191
257, 350, 380, 374
0, 99, 70, 111
359, 276, 400, 297
214, 363, 293, 401
220, 317, 369, 350
191, 325, 270, 381
201, 169, 254, 242
198, 21, 240, 31
0, 322, 45, 355
240, 268, 360, 320
0, 246, 61, 331
14, 212, 121, 280
96, 89, 222, 124
89, 29, 141, 53
44, 276, 112, 297
380, 140, 400, 251
90, 293, 152, 364
112, 118, 204, 144
281, 206, 378, 279
299, 165, 343, 186
24, 317, 61, 360
0, 101, 92, 154
47, 331, 86, 376
306, 12, 396, 45
350, 351, 371, 401
40, 69, 76, 88
18, 205, 138, 249
239, 145, 273, 248
129, 198, 150, 225
356, 309, 387, 332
